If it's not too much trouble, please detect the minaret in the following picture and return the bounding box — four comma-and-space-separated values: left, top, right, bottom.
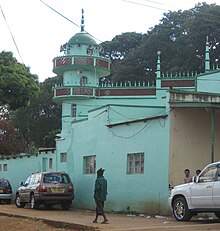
52, 10, 111, 130
205, 36, 210, 73
156, 51, 161, 88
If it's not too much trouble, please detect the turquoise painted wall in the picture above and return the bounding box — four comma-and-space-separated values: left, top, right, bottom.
0, 151, 56, 200
60, 89, 168, 130
197, 71, 220, 93
57, 106, 170, 214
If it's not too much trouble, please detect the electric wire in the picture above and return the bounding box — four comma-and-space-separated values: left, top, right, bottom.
141, 0, 166, 5
107, 121, 150, 139
39, 0, 103, 43
120, 0, 169, 11
0, 5, 24, 64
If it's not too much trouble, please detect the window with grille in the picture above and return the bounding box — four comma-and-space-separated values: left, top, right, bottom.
127, 153, 144, 174
0, 164, 2, 171
84, 155, 96, 174
80, 76, 88, 85
60, 153, 67, 163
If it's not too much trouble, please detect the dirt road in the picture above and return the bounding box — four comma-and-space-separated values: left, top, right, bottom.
0, 204, 220, 231
0, 214, 77, 231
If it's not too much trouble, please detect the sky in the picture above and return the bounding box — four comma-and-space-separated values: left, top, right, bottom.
0, 0, 219, 82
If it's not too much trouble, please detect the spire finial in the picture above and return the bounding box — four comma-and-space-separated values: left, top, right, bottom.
81, 9, 84, 32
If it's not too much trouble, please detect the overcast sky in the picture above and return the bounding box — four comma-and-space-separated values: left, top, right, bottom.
0, 0, 219, 82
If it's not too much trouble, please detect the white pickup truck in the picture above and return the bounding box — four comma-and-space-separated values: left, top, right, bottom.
168, 161, 220, 221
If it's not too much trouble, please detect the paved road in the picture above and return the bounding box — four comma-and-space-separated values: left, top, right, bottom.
0, 204, 220, 230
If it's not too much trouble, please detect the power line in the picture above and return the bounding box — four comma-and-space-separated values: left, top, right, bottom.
120, 0, 169, 11
0, 5, 24, 64
39, 0, 103, 43
141, 0, 166, 5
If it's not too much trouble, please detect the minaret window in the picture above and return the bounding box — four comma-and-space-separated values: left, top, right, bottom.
87, 48, 93, 55
80, 76, 88, 85
72, 104, 77, 118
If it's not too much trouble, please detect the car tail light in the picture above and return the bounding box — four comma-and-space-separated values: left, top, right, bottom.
6, 188, 12, 193
67, 186, 74, 193
38, 185, 47, 192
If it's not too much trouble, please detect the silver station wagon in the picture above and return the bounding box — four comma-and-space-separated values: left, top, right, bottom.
15, 171, 74, 210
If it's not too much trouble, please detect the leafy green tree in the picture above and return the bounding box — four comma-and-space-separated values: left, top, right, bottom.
0, 51, 40, 110
0, 119, 25, 156
147, 3, 220, 73
101, 3, 220, 82
13, 77, 61, 152
101, 32, 145, 83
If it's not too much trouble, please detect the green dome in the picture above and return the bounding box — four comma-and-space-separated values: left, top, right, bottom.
68, 32, 97, 45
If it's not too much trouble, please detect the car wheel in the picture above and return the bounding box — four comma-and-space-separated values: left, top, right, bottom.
15, 194, 26, 208
215, 212, 220, 219
30, 194, 39, 209
173, 197, 192, 221
61, 203, 70, 210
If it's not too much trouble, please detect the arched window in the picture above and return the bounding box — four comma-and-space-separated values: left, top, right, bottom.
80, 76, 88, 85
72, 104, 77, 118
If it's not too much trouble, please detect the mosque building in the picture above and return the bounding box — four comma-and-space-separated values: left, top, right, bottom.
1, 10, 220, 214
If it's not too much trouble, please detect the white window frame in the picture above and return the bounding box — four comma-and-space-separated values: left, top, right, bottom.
127, 152, 144, 174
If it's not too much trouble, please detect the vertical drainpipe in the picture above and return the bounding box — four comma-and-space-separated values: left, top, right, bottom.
211, 109, 215, 163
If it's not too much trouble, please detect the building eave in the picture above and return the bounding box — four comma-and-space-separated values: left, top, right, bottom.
106, 114, 168, 128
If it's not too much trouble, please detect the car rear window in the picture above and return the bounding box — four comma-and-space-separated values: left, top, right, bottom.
0, 179, 9, 187
43, 173, 70, 184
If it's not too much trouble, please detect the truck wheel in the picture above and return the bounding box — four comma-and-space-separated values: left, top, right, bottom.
173, 197, 192, 221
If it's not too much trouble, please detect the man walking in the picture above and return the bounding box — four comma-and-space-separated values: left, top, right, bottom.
93, 168, 109, 224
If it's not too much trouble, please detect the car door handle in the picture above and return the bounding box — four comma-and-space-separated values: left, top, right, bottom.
206, 185, 212, 188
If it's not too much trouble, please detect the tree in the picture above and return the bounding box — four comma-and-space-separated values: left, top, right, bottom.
13, 77, 62, 152
0, 51, 40, 110
101, 32, 145, 83
0, 120, 25, 156
101, 3, 220, 82
147, 3, 220, 73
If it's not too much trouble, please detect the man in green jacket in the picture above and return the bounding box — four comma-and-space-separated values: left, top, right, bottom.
93, 168, 108, 224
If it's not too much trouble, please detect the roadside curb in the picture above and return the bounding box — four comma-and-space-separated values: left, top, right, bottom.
0, 212, 99, 231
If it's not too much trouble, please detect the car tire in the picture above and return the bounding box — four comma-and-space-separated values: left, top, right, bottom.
15, 194, 26, 208
61, 203, 70, 210
215, 212, 220, 219
173, 197, 192, 221
30, 194, 39, 209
